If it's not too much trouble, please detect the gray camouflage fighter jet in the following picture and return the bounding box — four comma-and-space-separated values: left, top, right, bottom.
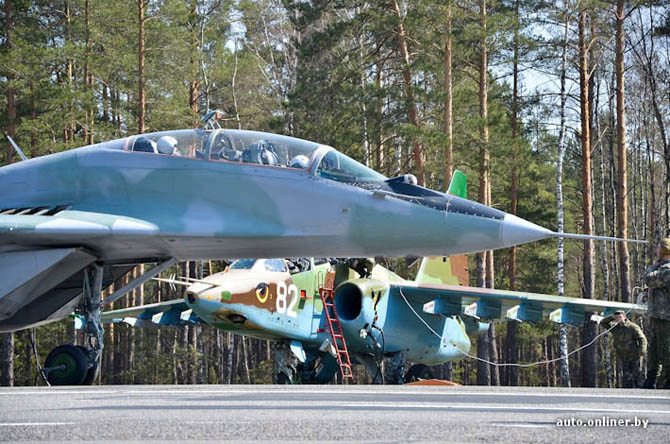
0, 114, 641, 384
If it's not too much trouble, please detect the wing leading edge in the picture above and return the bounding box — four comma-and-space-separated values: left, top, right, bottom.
393, 282, 645, 326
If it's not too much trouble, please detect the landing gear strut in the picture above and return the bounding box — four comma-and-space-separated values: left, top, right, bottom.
43, 264, 104, 386
272, 342, 339, 384
384, 351, 407, 384
272, 341, 297, 384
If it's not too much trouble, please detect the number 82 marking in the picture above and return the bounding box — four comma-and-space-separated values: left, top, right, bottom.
276, 282, 299, 318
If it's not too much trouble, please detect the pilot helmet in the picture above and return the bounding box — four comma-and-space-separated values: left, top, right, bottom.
133, 137, 157, 153
290, 155, 309, 169
157, 136, 178, 155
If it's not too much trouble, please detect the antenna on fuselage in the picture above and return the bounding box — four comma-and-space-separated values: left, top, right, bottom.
6, 136, 28, 161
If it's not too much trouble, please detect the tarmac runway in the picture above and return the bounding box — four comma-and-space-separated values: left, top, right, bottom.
1, 384, 669, 443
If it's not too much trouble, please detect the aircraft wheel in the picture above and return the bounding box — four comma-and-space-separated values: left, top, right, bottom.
404, 364, 434, 383
76, 346, 99, 385
44, 345, 88, 386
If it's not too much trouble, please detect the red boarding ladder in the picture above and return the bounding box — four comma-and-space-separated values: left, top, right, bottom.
318, 282, 354, 381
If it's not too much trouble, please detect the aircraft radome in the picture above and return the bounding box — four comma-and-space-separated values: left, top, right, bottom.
0, 112, 642, 384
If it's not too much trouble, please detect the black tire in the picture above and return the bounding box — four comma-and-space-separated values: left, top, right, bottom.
404, 364, 434, 383
44, 345, 88, 386
76, 346, 99, 385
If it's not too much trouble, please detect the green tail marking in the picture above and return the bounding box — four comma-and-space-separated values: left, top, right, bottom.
447, 170, 467, 199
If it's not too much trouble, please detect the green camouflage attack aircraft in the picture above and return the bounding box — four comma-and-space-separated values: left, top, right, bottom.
0, 115, 643, 384
99, 256, 645, 385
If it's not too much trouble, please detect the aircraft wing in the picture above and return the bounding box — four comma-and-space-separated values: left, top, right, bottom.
390, 282, 645, 326
0, 210, 162, 331
99, 299, 202, 328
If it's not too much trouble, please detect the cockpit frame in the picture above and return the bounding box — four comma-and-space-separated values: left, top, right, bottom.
112, 128, 386, 185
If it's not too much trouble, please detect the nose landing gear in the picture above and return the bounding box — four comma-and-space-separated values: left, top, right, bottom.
43, 263, 104, 386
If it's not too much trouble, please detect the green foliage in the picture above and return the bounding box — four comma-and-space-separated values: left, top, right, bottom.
249, 359, 273, 384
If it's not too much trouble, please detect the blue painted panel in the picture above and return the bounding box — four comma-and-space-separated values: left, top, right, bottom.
549, 306, 585, 326
476, 299, 501, 319
423, 298, 462, 316
507, 303, 543, 323
157, 309, 182, 326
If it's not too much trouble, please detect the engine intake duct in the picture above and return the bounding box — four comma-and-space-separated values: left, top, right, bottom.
334, 282, 363, 321
334, 279, 388, 326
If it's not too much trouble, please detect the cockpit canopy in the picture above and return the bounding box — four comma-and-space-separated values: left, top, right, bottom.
227, 258, 328, 274
209, 130, 319, 169
228, 258, 290, 273
97, 129, 386, 184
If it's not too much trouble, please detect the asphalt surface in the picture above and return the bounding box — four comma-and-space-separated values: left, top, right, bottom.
0, 384, 669, 443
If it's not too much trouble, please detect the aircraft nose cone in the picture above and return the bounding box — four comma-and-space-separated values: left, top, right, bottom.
501, 213, 553, 248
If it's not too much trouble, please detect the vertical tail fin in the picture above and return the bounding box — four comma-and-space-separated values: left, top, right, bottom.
447, 170, 467, 199
415, 256, 469, 286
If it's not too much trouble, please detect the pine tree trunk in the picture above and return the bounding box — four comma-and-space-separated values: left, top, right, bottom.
504, 0, 522, 385
1, 333, 14, 386
189, 3, 199, 127
189, 326, 197, 385
481, 0, 494, 290
84, 0, 93, 144
443, 0, 454, 189
463, 359, 469, 385
508, 0, 520, 292
475, 0, 492, 386
615, 0, 631, 302
127, 271, 136, 383
113, 88, 122, 135
443, 362, 453, 381
607, 95, 620, 297
241, 337, 251, 384
375, 61, 385, 173
155, 283, 162, 384
172, 329, 178, 384
579, 6, 596, 388
216, 330, 223, 383
488, 324, 499, 385
106, 286, 115, 385
135, 266, 144, 383
102, 83, 109, 123
138, 0, 146, 134
64, 2, 73, 144
597, 103, 613, 387
390, 0, 425, 186
556, 0, 570, 388
226, 333, 234, 384
4, 0, 16, 163
195, 326, 203, 384
505, 322, 518, 385
645, 121, 657, 259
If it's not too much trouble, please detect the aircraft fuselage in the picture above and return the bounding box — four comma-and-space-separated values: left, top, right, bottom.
0, 139, 547, 262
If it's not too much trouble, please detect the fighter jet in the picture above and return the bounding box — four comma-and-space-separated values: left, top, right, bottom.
98, 256, 645, 385
0, 114, 641, 384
